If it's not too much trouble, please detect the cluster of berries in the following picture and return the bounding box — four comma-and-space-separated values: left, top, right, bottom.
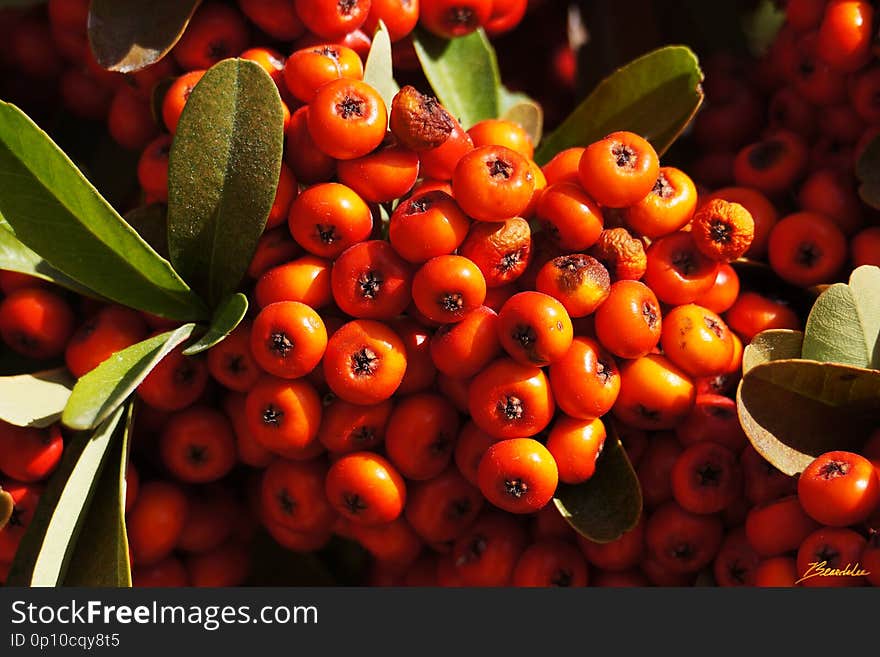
0, 0, 531, 163
691, 0, 880, 288
1, 0, 878, 588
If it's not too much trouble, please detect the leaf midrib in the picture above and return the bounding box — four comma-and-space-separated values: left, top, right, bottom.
207, 62, 243, 305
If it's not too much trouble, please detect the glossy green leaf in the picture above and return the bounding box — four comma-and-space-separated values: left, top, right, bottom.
0, 486, 12, 531
535, 46, 704, 164
7, 405, 126, 586
364, 20, 398, 115
737, 359, 880, 475
413, 27, 499, 129
0, 102, 207, 321
88, 0, 201, 72
742, 329, 804, 375
62, 324, 197, 431
553, 421, 642, 543
0, 368, 74, 428
182, 292, 248, 355
0, 218, 100, 298
802, 266, 880, 369
63, 403, 133, 587
124, 204, 169, 259
167, 59, 284, 307
856, 133, 880, 209
500, 93, 543, 150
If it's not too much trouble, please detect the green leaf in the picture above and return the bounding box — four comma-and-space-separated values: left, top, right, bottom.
742, 0, 787, 57
364, 20, 398, 116
802, 266, 880, 369
742, 329, 805, 375
124, 204, 169, 259
88, 0, 201, 73
553, 421, 642, 543
167, 59, 285, 307
737, 359, 880, 476
63, 403, 133, 586
499, 91, 543, 150
377, 203, 392, 241
0, 218, 99, 298
7, 405, 126, 586
0, 486, 12, 531
413, 27, 499, 129
0, 102, 207, 321
62, 324, 197, 431
535, 46, 704, 164
0, 368, 74, 428
857, 134, 880, 209
182, 292, 248, 355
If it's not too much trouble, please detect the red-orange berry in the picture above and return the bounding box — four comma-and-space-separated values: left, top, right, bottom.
797, 451, 880, 527
546, 416, 606, 485
411, 255, 487, 324
548, 337, 620, 421
159, 406, 237, 483
534, 182, 604, 251
65, 306, 148, 378
137, 346, 209, 412
419, 0, 493, 39
322, 319, 408, 405
497, 291, 573, 367
283, 44, 363, 104
0, 422, 63, 483
0, 287, 74, 360
623, 167, 698, 239
295, 0, 371, 39
244, 375, 323, 454
578, 131, 660, 208
389, 190, 471, 264
468, 358, 555, 439
477, 438, 559, 514
250, 301, 327, 380
172, 3, 248, 71
331, 240, 414, 320
308, 79, 388, 160
325, 451, 407, 526
452, 145, 535, 222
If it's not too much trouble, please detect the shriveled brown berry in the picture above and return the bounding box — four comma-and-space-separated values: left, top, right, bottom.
536, 254, 611, 318
390, 85, 454, 151
589, 227, 647, 281
459, 217, 532, 288
691, 199, 755, 262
